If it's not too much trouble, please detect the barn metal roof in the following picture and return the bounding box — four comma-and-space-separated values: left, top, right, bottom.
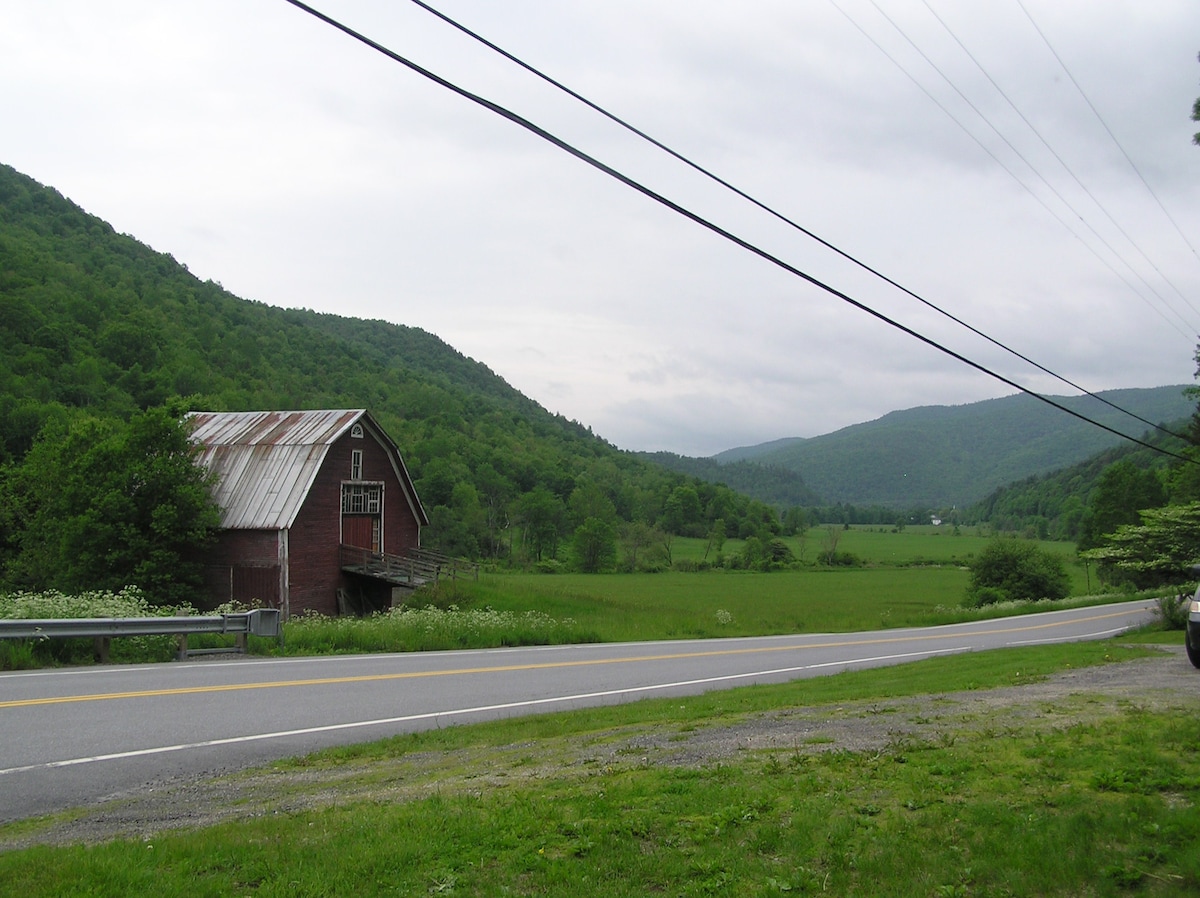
187, 410, 367, 531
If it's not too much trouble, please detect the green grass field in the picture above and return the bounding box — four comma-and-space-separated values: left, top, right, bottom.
273, 529, 1131, 655
402, 529, 1106, 645
457, 567, 973, 640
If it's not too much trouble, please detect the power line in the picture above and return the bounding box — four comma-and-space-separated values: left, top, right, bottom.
920, 0, 1200, 325
1016, 0, 1200, 266
834, 0, 1197, 342
280, 0, 1198, 466
402, 0, 1196, 445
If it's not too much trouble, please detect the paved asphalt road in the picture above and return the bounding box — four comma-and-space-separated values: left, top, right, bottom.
0, 600, 1155, 823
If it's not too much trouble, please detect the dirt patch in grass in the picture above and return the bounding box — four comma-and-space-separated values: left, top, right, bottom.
5, 646, 1197, 849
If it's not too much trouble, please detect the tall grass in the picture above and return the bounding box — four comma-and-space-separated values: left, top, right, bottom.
0, 587, 194, 667
281, 604, 600, 655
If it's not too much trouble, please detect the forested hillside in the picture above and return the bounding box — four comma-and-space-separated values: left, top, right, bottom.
634, 452, 822, 508
0, 163, 783, 566
965, 426, 1190, 540
711, 389, 1194, 508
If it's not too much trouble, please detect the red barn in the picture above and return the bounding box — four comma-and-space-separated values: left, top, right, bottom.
188, 409, 430, 618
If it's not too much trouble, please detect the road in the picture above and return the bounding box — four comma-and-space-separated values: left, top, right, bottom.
0, 599, 1154, 822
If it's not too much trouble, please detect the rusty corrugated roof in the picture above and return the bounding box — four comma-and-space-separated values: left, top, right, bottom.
188, 410, 366, 530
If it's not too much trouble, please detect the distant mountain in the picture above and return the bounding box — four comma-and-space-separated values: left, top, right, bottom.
634, 452, 822, 508
711, 388, 1194, 509
715, 436, 806, 463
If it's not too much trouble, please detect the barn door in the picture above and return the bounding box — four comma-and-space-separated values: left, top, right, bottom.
342, 482, 383, 552
343, 515, 380, 552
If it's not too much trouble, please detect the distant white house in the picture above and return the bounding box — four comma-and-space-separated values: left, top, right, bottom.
930, 516, 943, 526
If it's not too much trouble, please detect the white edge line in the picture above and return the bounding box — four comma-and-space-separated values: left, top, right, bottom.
0, 646, 972, 776
1006, 626, 1131, 646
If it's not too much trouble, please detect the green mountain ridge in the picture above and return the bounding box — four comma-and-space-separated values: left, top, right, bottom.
709, 388, 1194, 509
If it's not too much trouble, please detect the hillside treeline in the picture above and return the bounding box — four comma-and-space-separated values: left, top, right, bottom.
0, 163, 795, 573
966, 426, 1194, 540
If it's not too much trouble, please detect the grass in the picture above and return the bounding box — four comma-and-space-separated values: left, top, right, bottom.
0, 530, 1158, 663
2, 642, 1196, 895
278, 604, 600, 655
403, 566, 1135, 646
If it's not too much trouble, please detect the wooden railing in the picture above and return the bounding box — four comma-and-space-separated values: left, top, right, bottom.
339, 545, 479, 589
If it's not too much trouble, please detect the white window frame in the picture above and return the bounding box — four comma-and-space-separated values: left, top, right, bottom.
342, 482, 382, 515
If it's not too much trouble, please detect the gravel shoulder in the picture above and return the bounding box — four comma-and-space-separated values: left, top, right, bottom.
4, 645, 1198, 850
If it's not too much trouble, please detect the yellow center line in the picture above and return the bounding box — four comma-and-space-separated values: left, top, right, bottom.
0, 607, 1137, 710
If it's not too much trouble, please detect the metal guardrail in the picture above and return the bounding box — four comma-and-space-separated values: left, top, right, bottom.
0, 609, 281, 662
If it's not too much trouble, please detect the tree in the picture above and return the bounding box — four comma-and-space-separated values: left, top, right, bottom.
965, 539, 1070, 606
568, 481, 617, 528
819, 525, 843, 565
619, 520, 654, 571
703, 518, 726, 562
662, 485, 702, 536
571, 517, 617, 573
513, 487, 565, 563
1193, 52, 1200, 145
1, 407, 221, 605
1082, 503, 1200, 590
1077, 460, 1166, 550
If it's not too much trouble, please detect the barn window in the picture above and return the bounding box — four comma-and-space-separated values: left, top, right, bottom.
351, 423, 364, 438
351, 449, 363, 480
342, 483, 382, 514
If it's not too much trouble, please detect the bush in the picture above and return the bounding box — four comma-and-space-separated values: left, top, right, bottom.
1154, 591, 1191, 630
965, 539, 1070, 607
970, 586, 1008, 607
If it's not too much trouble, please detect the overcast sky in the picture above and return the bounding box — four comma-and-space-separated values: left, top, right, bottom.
4, 1, 1200, 456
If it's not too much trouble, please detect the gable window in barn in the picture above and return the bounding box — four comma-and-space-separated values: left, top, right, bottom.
342, 483, 382, 515
351, 449, 363, 481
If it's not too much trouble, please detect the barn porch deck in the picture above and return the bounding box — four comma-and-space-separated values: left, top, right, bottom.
339, 544, 479, 591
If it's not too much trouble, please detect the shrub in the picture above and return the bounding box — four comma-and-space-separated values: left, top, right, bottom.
1154, 591, 1191, 630
965, 539, 1070, 607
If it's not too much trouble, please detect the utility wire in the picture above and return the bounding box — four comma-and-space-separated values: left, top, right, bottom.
402, 0, 1196, 445
921, 0, 1200, 324
1016, 0, 1200, 265
833, 0, 1196, 343
281, 0, 1197, 465
865, 0, 1198, 336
